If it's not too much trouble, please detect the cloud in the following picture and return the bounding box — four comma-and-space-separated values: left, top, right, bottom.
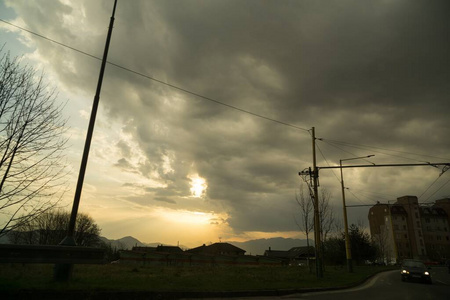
3, 0, 449, 241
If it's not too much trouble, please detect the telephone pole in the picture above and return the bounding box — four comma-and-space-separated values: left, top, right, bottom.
300, 128, 449, 278
55, 0, 118, 281
311, 127, 323, 278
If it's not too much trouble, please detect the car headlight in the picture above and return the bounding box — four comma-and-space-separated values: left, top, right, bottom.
424, 271, 430, 276
402, 270, 409, 274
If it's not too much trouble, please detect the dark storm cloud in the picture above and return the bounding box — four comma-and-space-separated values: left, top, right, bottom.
6, 0, 450, 234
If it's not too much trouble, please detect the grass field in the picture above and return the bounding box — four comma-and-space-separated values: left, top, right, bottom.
0, 263, 395, 292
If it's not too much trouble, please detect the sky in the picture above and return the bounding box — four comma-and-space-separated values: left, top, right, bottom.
1, 0, 449, 248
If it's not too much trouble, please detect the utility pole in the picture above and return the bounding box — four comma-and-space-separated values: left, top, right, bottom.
319, 162, 449, 268
339, 155, 374, 273
55, 0, 118, 281
387, 201, 399, 263
311, 127, 323, 278
300, 134, 449, 277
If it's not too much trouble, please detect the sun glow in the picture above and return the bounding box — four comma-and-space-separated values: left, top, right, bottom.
188, 173, 207, 198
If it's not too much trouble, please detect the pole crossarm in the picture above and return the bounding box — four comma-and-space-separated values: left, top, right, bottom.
318, 162, 450, 170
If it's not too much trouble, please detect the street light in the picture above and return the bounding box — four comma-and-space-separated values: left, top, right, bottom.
340, 154, 374, 273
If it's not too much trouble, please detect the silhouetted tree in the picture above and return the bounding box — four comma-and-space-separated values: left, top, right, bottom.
349, 223, 377, 265
0, 50, 68, 236
323, 236, 345, 265
10, 210, 100, 247
323, 223, 377, 266
100, 240, 126, 262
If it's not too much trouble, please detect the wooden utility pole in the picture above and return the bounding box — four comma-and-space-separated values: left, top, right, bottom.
311, 127, 323, 278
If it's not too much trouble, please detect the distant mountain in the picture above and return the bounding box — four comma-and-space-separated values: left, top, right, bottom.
3, 232, 308, 256
100, 236, 169, 250
228, 237, 311, 255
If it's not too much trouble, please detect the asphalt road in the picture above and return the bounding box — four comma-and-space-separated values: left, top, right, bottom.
292, 267, 450, 300
201, 267, 450, 300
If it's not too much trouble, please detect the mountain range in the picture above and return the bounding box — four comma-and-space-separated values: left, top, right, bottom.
1, 233, 310, 256
100, 236, 310, 256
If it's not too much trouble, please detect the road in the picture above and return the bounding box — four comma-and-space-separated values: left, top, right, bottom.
201, 267, 450, 300
291, 267, 450, 300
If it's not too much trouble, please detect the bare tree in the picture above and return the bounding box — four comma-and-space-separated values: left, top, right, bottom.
10, 209, 100, 247
372, 225, 392, 264
294, 183, 314, 268
318, 188, 335, 242
0, 50, 68, 236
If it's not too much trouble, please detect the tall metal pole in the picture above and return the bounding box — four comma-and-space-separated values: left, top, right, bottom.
338, 155, 373, 273
65, 0, 118, 243
339, 159, 352, 273
55, 0, 118, 282
311, 127, 323, 278
387, 201, 399, 263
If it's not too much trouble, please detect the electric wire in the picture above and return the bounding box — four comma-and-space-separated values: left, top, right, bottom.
0, 18, 310, 132
418, 176, 441, 200
315, 142, 341, 183
345, 188, 376, 206
319, 139, 427, 163
4, 19, 449, 203
345, 188, 395, 201
315, 141, 383, 206
423, 178, 450, 203
418, 166, 450, 201
316, 138, 449, 205
319, 138, 450, 162
317, 139, 375, 165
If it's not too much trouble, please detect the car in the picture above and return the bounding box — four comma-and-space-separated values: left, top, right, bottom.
400, 259, 432, 284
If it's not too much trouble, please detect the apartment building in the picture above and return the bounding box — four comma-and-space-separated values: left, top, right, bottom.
368, 196, 450, 263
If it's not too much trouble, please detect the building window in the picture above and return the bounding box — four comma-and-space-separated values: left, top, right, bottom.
416, 221, 420, 227
415, 212, 419, 218
403, 225, 407, 230
404, 234, 407, 238
425, 218, 430, 223
394, 225, 399, 230
402, 216, 405, 221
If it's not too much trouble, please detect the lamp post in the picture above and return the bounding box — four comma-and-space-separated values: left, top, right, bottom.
340, 155, 374, 273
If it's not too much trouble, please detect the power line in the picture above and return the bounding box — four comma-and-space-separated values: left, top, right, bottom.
345, 188, 375, 207
345, 187, 395, 201
423, 178, 450, 203
418, 176, 441, 200
0, 18, 310, 133
319, 138, 450, 162
315, 142, 340, 183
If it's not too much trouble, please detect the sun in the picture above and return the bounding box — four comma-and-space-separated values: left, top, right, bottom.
188, 174, 207, 198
